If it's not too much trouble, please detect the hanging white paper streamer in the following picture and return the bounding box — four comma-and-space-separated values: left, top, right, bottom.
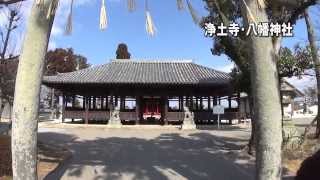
145, 0, 156, 36
100, 0, 108, 30
65, 0, 74, 35
128, 0, 136, 12
177, 0, 184, 10
46, 0, 59, 19
186, 0, 200, 25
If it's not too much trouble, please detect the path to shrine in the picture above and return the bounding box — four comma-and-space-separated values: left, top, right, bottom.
39, 124, 254, 180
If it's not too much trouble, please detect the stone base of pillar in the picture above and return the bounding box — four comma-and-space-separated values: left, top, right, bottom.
108, 107, 122, 128
181, 123, 196, 130
106, 123, 122, 128
181, 105, 196, 130
107, 117, 123, 128
107, 117, 122, 128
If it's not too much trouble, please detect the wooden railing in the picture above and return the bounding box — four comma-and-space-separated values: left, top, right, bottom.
194, 111, 241, 124
64, 110, 110, 120
120, 112, 138, 121
167, 112, 184, 122
63, 110, 244, 124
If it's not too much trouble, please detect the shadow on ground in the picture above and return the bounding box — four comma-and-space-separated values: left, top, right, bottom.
39, 130, 256, 180
40, 131, 296, 180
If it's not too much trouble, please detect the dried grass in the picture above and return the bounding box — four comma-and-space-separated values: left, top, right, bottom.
283, 136, 320, 174
0, 135, 71, 180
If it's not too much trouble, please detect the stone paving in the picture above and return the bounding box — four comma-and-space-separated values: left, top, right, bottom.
39, 125, 254, 180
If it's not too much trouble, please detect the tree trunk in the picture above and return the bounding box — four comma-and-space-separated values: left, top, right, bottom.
11, 1, 57, 180
304, 9, 320, 138
49, 88, 56, 120
0, 97, 3, 121
1, 10, 15, 59
248, 96, 255, 155
279, 81, 284, 120
241, 1, 283, 180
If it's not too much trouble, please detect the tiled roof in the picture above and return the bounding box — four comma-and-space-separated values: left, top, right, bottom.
281, 80, 304, 97
0, 56, 19, 74
43, 60, 231, 86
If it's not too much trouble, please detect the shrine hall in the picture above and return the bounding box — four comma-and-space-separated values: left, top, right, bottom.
42, 59, 243, 126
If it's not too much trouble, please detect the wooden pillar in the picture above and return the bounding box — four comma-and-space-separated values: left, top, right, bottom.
70, 95, 75, 122
200, 97, 203, 111
105, 96, 109, 110
290, 98, 294, 117
228, 96, 232, 124
136, 96, 140, 125
237, 93, 241, 120
72, 95, 76, 108
185, 96, 189, 107
164, 96, 168, 125
101, 96, 104, 110
208, 96, 211, 110
110, 95, 114, 107
120, 96, 125, 110
115, 96, 118, 107
62, 95, 65, 123
195, 97, 199, 110
85, 96, 89, 124
244, 98, 247, 118
64, 95, 67, 108
182, 96, 185, 121
213, 96, 217, 106
71, 96, 75, 122
82, 96, 85, 110
93, 96, 96, 110
88, 96, 91, 110
179, 96, 182, 111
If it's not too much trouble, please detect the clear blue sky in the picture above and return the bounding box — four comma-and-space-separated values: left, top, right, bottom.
49, 1, 319, 71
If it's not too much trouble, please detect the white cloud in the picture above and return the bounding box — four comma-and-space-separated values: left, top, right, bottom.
0, 0, 93, 56
285, 70, 317, 92
215, 62, 316, 92
50, 0, 95, 37
216, 63, 235, 73
51, 25, 64, 36
0, 2, 32, 56
48, 40, 57, 50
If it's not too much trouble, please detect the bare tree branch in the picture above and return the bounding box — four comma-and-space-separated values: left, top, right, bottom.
0, 0, 25, 5
1, 8, 20, 59
288, 0, 319, 24
272, 0, 319, 8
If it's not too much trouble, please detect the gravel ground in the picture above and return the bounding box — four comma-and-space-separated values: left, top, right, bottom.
38, 124, 254, 180
291, 117, 315, 134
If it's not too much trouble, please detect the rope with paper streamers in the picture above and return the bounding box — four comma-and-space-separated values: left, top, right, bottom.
257, 0, 267, 9
100, 0, 108, 30
34, 0, 201, 36
128, 0, 136, 12
46, 0, 59, 19
186, 0, 199, 25
240, 0, 267, 23
35, 0, 44, 9
145, 0, 156, 37
177, 0, 184, 10
65, 0, 74, 35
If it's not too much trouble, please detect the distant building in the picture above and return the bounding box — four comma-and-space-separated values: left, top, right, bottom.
0, 56, 53, 115
280, 80, 305, 118
0, 56, 19, 73
0, 56, 18, 122
238, 80, 304, 119
43, 59, 243, 125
